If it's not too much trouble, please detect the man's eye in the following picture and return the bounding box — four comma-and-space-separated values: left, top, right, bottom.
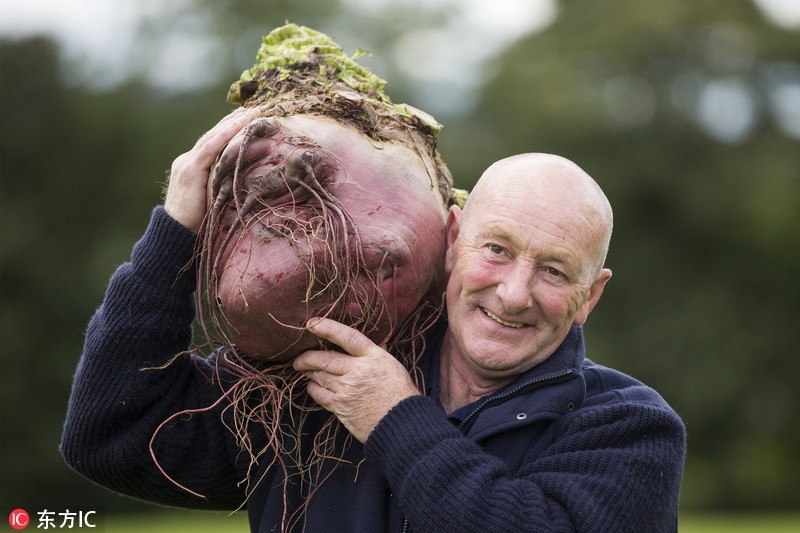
546, 267, 564, 278
488, 244, 505, 255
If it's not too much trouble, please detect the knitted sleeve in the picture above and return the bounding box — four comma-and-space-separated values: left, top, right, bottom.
60, 207, 248, 510
365, 394, 685, 533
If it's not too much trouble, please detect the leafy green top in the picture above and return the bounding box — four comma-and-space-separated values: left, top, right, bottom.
227, 23, 442, 135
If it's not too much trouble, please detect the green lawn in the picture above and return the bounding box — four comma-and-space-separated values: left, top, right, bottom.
680, 513, 800, 532
101, 511, 800, 532
104, 511, 247, 532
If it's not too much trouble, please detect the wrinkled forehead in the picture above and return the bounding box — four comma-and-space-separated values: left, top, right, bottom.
465, 156, 611, 269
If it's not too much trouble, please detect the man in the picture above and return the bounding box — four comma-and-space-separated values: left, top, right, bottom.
293, 152, 686, 531
61, 109, 685, 532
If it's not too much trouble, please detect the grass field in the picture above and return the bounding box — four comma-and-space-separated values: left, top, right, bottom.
99, 511, 800, 532
104, 511, 248, 532
680, 513, 800, 532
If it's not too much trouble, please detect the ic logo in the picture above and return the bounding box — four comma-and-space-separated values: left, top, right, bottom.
8, 509, 29, 530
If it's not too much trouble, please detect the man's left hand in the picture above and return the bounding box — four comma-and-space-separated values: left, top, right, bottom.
292, 317, 421, 443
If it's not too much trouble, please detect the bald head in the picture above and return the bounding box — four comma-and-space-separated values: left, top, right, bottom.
464, 153, 613, 276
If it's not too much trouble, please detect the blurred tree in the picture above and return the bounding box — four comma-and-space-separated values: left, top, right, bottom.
441, 0, 800, 511
0, 36, 228, 510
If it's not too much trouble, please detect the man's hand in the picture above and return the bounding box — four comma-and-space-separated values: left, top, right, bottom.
293, 317, 421, 443
164, 106, 259, 232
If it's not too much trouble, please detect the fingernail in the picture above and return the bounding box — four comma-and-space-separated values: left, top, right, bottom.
306, 317, 323, 329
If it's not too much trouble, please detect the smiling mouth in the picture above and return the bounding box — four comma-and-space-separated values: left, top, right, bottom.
482, 308, 525, 329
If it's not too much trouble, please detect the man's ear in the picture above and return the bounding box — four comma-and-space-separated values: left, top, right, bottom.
444, 205, 462, 274
573, 268, 612, 326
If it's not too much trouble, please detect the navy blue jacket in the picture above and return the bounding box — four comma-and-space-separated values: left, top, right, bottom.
61, 207, 686, 532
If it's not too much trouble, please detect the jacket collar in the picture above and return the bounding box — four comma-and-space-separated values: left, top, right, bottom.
418, 324, 588, 434
419, 323, 587, 392
516, 324, 586, 382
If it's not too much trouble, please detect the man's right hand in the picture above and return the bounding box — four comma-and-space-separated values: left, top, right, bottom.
164, 106, 259, 232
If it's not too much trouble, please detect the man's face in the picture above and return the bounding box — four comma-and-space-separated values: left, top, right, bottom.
442, 171, 609, 381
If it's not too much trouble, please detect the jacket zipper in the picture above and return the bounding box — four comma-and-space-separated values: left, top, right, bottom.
457, 368, 574, 432
399, 368, 575, 531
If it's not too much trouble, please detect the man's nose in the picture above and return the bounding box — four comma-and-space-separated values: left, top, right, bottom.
496, 262, 534, 313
